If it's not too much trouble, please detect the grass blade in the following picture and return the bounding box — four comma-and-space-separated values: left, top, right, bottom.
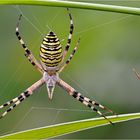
0, 0, 140, 16
0, 112, 140, 139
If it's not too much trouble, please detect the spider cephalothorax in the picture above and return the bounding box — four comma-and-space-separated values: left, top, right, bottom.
43, 72, 59, 100
0, 9, 115, 124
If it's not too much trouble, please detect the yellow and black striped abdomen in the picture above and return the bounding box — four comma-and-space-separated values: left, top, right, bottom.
40, 31, 62, 68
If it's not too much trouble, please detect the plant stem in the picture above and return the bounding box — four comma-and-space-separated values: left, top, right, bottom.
0, 0, 140, 16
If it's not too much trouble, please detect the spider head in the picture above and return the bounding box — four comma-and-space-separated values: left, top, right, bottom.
43, 72, 59, 100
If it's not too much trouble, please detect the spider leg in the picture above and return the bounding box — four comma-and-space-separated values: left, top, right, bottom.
0, 78, 45, 119
59, 38, 80, 73
77, 94, 116, 115
0, 96, 18, 109
63, 8, 74, 59
57, 78, 115, 125
16, 14, 43, 74
133, 68, 140, 80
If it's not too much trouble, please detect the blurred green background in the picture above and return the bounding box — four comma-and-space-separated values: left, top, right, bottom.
0, 0, 140, 139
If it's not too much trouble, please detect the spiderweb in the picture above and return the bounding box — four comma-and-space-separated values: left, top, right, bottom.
0, 2, 133, 136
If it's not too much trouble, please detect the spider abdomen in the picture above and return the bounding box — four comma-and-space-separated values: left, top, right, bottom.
40, 31, 63, 68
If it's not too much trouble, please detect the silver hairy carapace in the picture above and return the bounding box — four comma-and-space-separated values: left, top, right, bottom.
0, 9, 116, 124
43, 72, 59, 100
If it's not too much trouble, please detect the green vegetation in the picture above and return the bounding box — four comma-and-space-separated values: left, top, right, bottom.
1, 113, 140, 139
0, 0, 140, 15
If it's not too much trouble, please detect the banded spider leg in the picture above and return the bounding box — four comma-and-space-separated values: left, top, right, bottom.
16, 14, 43, 74
57, 78, 116, 125
0, 78, 45, 119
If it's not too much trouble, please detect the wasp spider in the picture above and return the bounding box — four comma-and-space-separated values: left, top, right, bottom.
0, 9, 115, 124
